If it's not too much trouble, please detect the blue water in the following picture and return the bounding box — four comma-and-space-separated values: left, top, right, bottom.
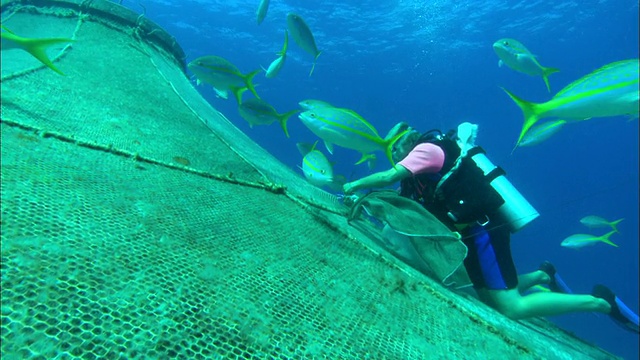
130, 0, 638, 358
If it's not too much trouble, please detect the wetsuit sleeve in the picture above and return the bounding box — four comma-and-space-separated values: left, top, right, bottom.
397, 143, 445, 175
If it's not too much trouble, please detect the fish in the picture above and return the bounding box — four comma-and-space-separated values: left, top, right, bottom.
517, 119, 567, 148
286, 13, 322, 76
299, 99, 334, 110
502, 59, 640, 147
255, 0, 270, 25
579, 216, 624, 233
190, 78, 239, 100
298, 106, 409, 166
187, 55, 261, 104
1, 25, 74, 76
561, 230, 618, 249
212, 87, 229, 99
297, 142, 346, 190
263, 30, 288, 79
296, 142, 315, 156
493, 38, 559, 92
238, 98, 298, 137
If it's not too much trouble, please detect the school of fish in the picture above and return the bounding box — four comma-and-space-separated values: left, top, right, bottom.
2, 5, 636, 198
494, 39, 638, 148
561, 215, 624, 249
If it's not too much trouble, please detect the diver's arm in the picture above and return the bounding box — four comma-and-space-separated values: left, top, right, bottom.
343, 165, 411, 194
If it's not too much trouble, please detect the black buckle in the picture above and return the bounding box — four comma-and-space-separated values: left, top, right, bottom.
476, 214, 490, 227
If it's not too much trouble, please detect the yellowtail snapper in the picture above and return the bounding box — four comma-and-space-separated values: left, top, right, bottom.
561, 230, 618, 249
517, 119, 567, 149
579, 216, 624, 233
188, 55, 261, 105
287, 13, 321, 76
263, 30, 288, 79
493, 38, 559, 92
299, 99, 334, 110
238, 98, 298, 138
503, 58, 640, 147
297, 142, 346, 191
255, 0, 270, 25
298, 106, 408, 167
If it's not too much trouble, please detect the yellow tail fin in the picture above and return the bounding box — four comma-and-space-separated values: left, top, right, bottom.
381, 129, 409, 166
308, 51, 322, 77
277, 109, 300, 138
21, 37, 74, 75
599, 230, 618, 247
242, 69, 262, 100
501, 87, 542, 148
541, 66, 560, 92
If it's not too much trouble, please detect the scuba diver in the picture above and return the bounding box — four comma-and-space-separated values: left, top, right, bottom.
342, 121, 639, 334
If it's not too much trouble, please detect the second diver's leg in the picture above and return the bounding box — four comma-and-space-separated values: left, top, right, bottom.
517, 270, 549, 293
488, 288, 610, 320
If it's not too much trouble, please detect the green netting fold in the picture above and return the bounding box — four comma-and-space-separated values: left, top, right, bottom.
348, 190, 471, 287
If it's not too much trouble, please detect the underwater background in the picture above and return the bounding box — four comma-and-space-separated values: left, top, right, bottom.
122, 0, 638, 358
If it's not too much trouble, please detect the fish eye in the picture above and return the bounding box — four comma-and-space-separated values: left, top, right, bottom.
321, 170, 326, 174
503, 41, 509, 46
310, 113, 316, 118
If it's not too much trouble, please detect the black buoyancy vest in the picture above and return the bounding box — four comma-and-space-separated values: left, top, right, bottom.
399, 130, 505, 228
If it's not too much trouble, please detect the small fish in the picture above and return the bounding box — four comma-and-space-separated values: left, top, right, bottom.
579, 216, 624, 233
188, 55, 260, 104
517, 119, 566, 148
263, 30, 288, 79
298, 106, 408, 166
502, 59, 640, 147
493, 38, 559, 92
1, 25, 74, 76
299, 99, 334, 110
255, 0, 270, 25
238, 98, 298, 137
298, 142, 346, 191
286, 13, 322, 76
213, 87, 229, 99
561, 230, 618, 249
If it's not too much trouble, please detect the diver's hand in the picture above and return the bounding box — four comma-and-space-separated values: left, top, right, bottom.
343, 182, 356, 195
338, 193, 359, 207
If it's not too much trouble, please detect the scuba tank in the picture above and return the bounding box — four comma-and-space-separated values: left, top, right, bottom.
467, 147, 539, 233
434, 123, 539, 233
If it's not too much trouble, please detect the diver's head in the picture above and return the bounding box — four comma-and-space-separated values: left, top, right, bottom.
387, 122, 421, 162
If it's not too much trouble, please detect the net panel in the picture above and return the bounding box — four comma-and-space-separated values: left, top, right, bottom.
1, 123, 529, 359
